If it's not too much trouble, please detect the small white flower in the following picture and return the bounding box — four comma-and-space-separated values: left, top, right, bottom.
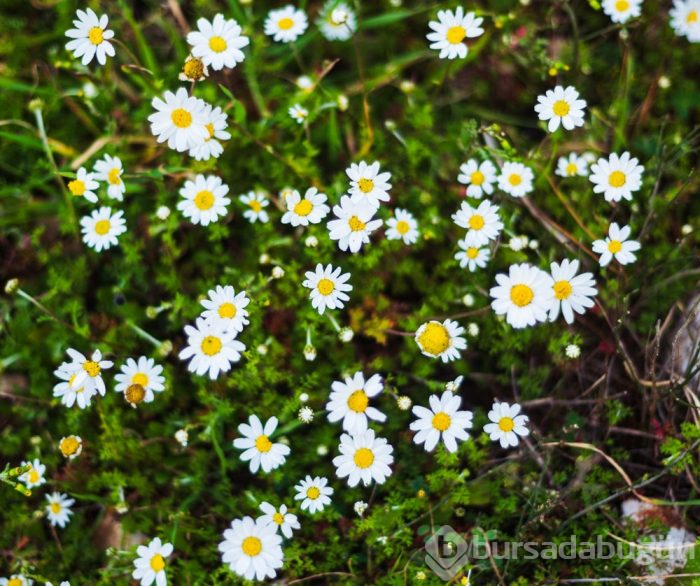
67, 167, 99, 203
354, 500, 368, 516
200, 285, 250, 334
489, 263, 555, 329
548, 259, 598, 324
65, 8, 115, 66
326, 372, 386, 434
415, 319, 467, 362
556, 153, 589, 178
592, 222, 641, 266
271, 266, 285, 279
296, 75, 314, 91
317, 1, 357, 41
445, 376, 464, 393
298, 406, 314, 423
302, 263, 352, 314
346, 161, 392, 207
385, 208, 419, 244
508, 235, 528, 252
80, 207, 126, 252
299, 392, 309, 403
457, 159, 498, 199
53, 362, 96, 409
177, 174, 230, 226
45, 492, 74, 528
327, 195, 383, 253
55, 348, 113, 399
178, 317, 245, 379
239, 191, 270, 223
410, 391, 473, 452
589, 151, 644, 202
174, 429, 189, 447
427, 7, 485, 59
333, 429, 394, 487
305, 235, 319, 247
132, 537, 173, 586
670, 0, 700, 42
156, 206, 170, 220
455, 239, 490, 271
281, 187, 330, 226
258, 502, 300, 539
467, 323, 479, 337
397, 395, 413, 411
316, 445, 328, 456
289, 103, 309, 124
18, 458, 46, 489
58, 435, 83, 459
114, 356, 165, 404
233, 415, 290, 474
189, 104, 231, 161
498, 162, 535, 198
602, 0, 643, 24
148, 88, 209, 153
219, 516, 284, 581
565, 344, 581, 359
534, 85, 587, 132
452, 200, 503, 247
462, 293, 475, 307
483, 401, 530, 448
339, 327, 354, 342
93, 155, 125, 201
294, 475, 333, 513
186, 14, 249, 70
265, 5, 308, 43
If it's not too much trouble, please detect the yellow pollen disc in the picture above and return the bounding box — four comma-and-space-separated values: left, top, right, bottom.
552, 100, 570, 116
358, 178, 374, 193
68, 179, 86, 196
28, 469, 40, 484
242, 536, 262, 556
171, 108, 192, 129
208, 35, 227, 53
466, 247, 479, 259
201, 335, 222, 356
432, 412, 451, 432
498, 417, 515, 432
608, 240, 622, 253
125, 384, 146, 405
205, 123, 215, 139
688, 10, 698, 23
294, 199, 313, 216
615, 0, 630, 11
88, 26, 104, 45
566, 163, 578, 176
94, 219, 111, 235
347, 390, 369, 413
446, 25, 466, 44
608, 170, 626, 188
510, 284, 534, 307
348, 215, 366, 232
417, 322, 450, 356
194, 190, 215, 211
396, 220, 410, 235
9, 579, 23, 586
553, 280, 573, 300
255, 435, 273, 453
508, 174, 522, 186
273, 512, 285, 525
132, 372, 149, 387
183, 58, 205, 80
470, 171, 485, 185
468, 214, 485, 230
353, 447, 375, 469
107, 167, 121, 185
83, 360, 101, 377
50, 502, 62, 514
278, 17, 295, 30
249, 200, 262, 212
306, 486, 320, 499
150, 553, 165, 572
60, 436, 80, 457
317, 278, 335, 296
218, 302, 237, 319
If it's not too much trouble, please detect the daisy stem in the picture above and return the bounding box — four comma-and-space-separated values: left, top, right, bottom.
350, 32, 374, 157
243, 56, 270, 118
326, 313, 341, 332
15, 288, 82, 336
126, 321, 163, 348
306, 327, 313, 345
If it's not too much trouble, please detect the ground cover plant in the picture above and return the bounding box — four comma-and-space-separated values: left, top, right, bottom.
1, 0, 700, 584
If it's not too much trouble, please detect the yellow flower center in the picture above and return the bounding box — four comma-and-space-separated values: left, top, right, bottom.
60, 436, 80, 457
249, 200, 262, 212
194, 190, 214, 211
278, 17, 295, 30
347, 390, 369, 413
68, 179, 86, 196
432, 412, 452, 431
508, 174, 522, 186
510, 284, 534, 307
94, 219, 111, 235
150, 553, 165, 572
132, 372, 149, 387
125, 384, 146, 405
317, 278, 335, 296
28, 469, 40, 484
552, 100, 570, 116
615, 0, 630, 11
88, 26, 104, 45
183, 57, 205, 80
50, 502, 62, 514
687, 10, 698, 23
608, 170, 626, 188
208, 35, 228, 53
255, 435, 272, 453
608, 240, 622, 253
201, 335, 222, 356
171, 108, 192, 128
293, 199, 313, 216
464, 247, 478, 259
218, 302, 237, 319
395, 220, 410, 235
358, 178, 374, 193
306, 486, 321, 499
468, 214, 485, 230
446, 25, 466, 44
470, 170, 485, 186
107, 167, 121, 185
553, 280, 573, 300
353, 447, 375, 469
498, 417, 515, 432
348, 215, 366, 232
417, 322, 450, 356
8, 579, 22, 586
566, 163, 578, 176
242, 536, 262, 556
273, 512, 285, 525
83, 360, 101, 377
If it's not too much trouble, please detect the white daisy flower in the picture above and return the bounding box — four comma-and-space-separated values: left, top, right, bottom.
148, 88, 208, 153
67, 167, 99, 203
132, 537, 173, 586
455, 239, 490, 271
200, 285, 250, 334
53, 363, 96, 409
556, 153, 589, 178
294, 475, 333, 513
289, 103, 309, 124
258, 502, 300, 539
233, 415, 290, 474
483, 401, 530, 448
548, 259, 598, 324
58, 435, 83, 459
219, 516, 284, 581
346, 161, 392, 207
45, 492, 74, 528
452, 200, 504, 247
670, 0, 700, 42
18, 458, 46, 489
327, 195, 383, 253
177, 174, 230, 226
592, 222, 641, 266
410, 390, 473, 453
427, 7, 484, 60
0, 576, 32, 586
385, 208, 419, 244
457, 159, 498, 199
65, 8, 115, 66
59, 348, 113, 398
190, 104, 231, 161
602, 0, 643, 24
80, 207, 126, 252
497, 162, 535, 198
302, 263, 352, 314
414, 319, 467, 363
265, 5, 308, 43
178, 317, 245, 379
589, 151, 644, 202
186, 14, 249, 70
239, 191, 270, 223
317, 1, 357, 41
534, 85, 587, 133
326, 371, 386, 435
489, 263, 555, 329
281, 187, 330, 226
114, 356, 165, 405
333, 429, 394, 487
93, 155, 125, 201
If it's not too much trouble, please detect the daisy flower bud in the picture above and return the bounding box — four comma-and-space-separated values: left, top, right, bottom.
354, 500, 368, 517
271, 266, 285, 279
337, 94, 349, 111
175, 429, 189, 447
682, 224, 693, 235
259, 253, 271, 265
338, 327, 354, 342
396, 395, 412, 411
305, 235, 319, 248
467, 323, 480, 337
156, 206, 171, 220
299, 392, 309, 403
257, 344, 269, 355
298, 406, 314, 423
5, 278, 19, 294
565, 344, 581, 359
179, 55, 208, 82
304, 344, 317, 361
462, 293, 475, 307
316, 444, 328, 456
